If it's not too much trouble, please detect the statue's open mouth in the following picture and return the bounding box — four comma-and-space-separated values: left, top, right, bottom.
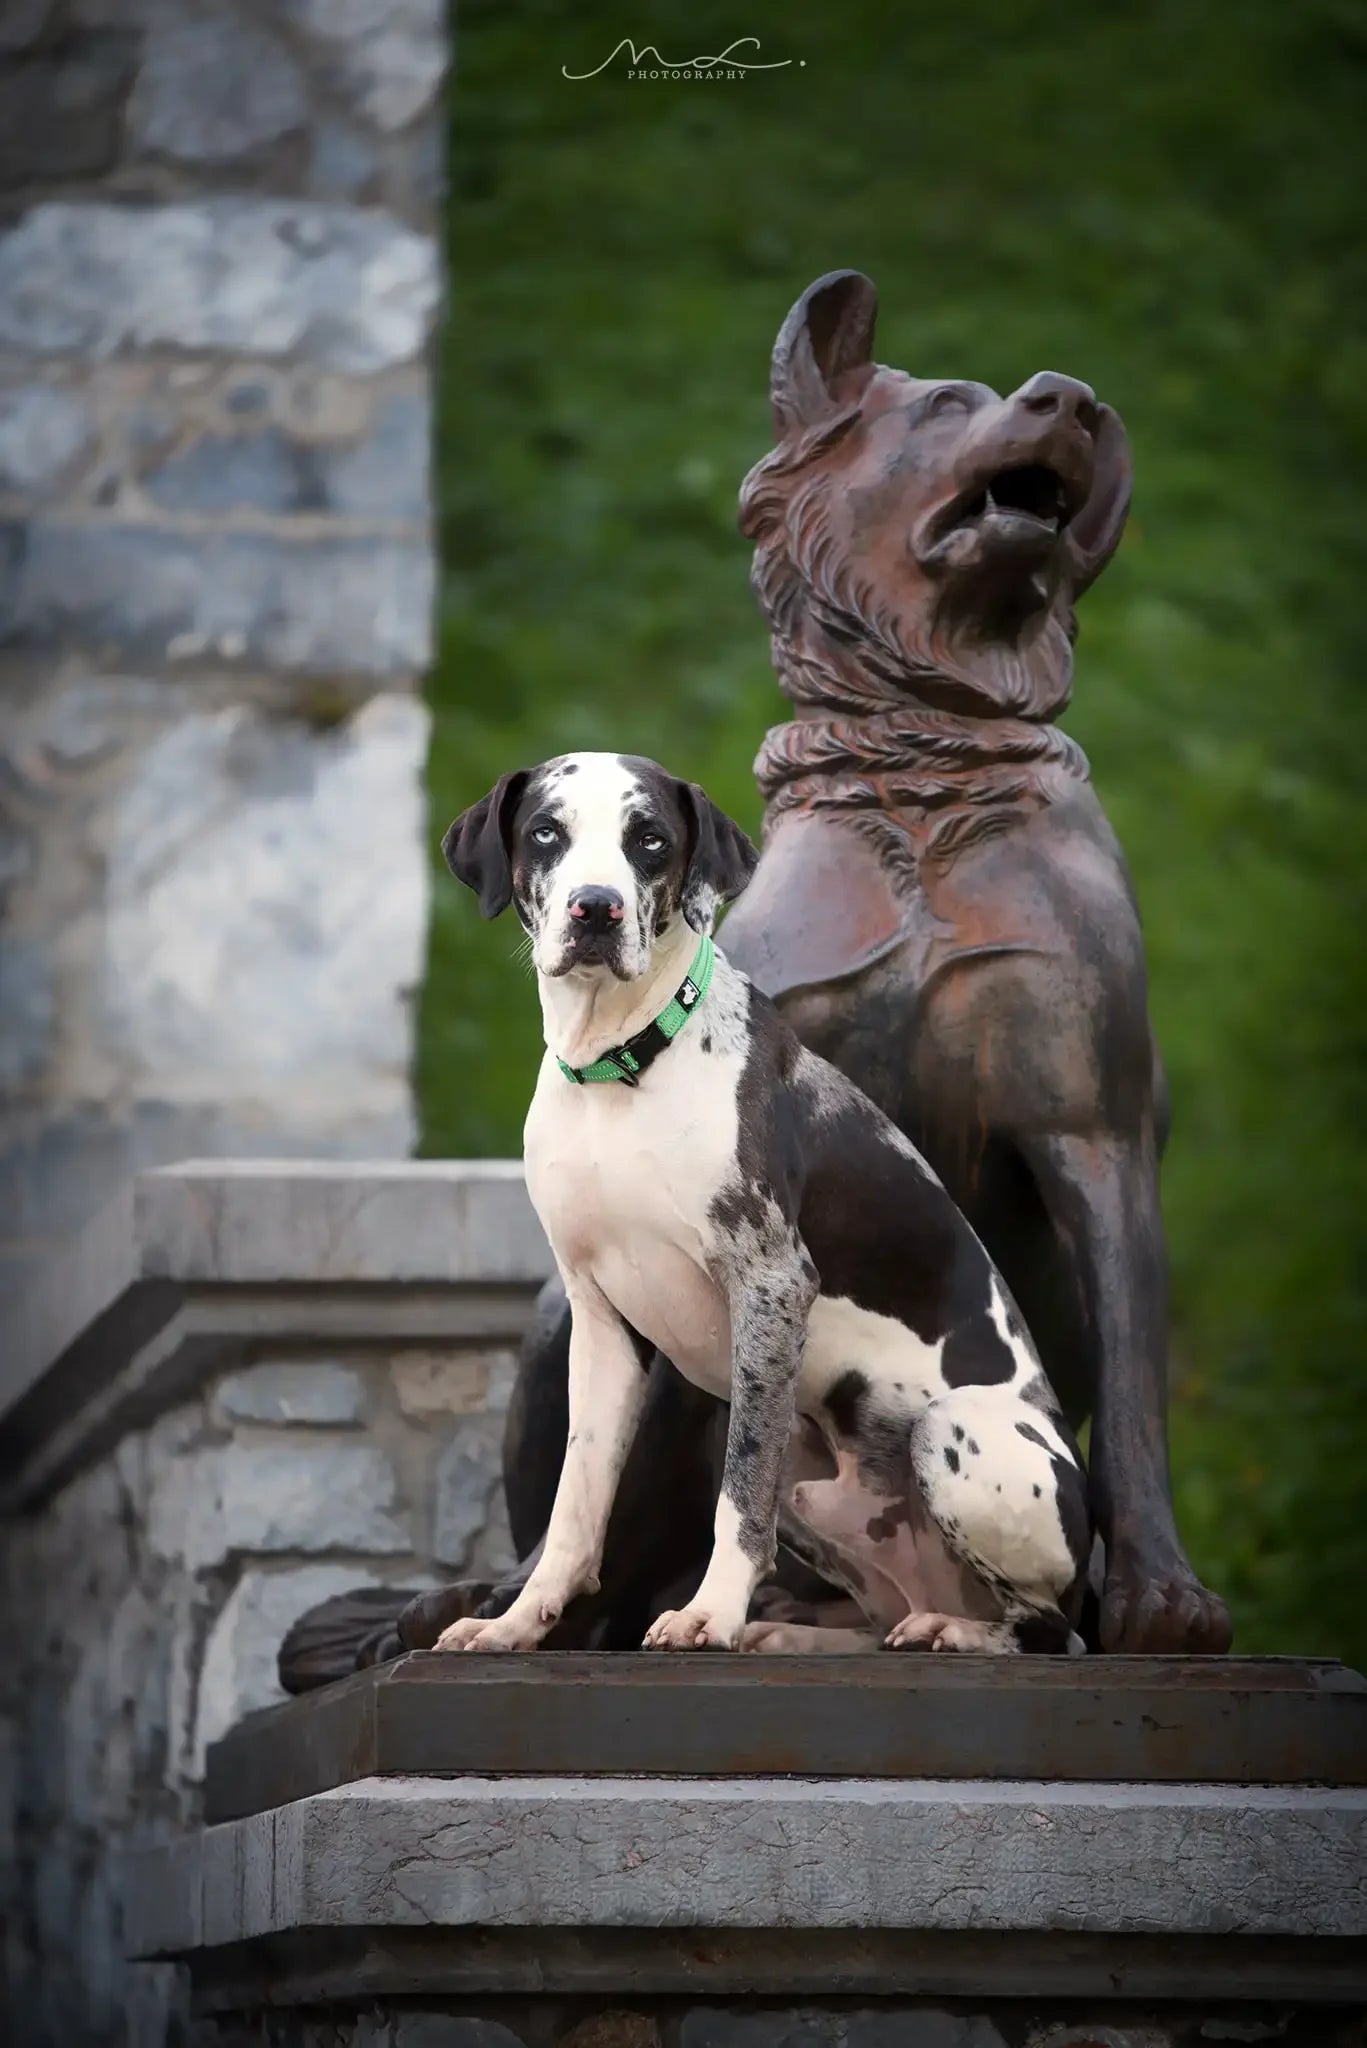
919, 454, 1092, 576
939, 462, 1088, 542
957, 463, 1080, 535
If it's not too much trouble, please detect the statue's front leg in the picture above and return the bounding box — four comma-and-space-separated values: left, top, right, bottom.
1025, 1126, 1233, 1654
435, 1275, 648, 1652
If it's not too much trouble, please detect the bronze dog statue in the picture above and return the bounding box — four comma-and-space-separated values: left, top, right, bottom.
720, 270, 1229, 1653
280, 271, 1229, 1691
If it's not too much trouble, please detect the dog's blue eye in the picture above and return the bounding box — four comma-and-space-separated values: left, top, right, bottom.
530, 825, 559, 848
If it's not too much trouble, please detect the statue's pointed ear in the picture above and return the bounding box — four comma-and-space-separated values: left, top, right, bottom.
1065, 403, 1132, 598
441, 769, 530, 919
770, 269, 879, 436
675, 782, 759, 934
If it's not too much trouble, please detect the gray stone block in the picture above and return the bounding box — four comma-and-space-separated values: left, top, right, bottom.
432, 1417, 502, 1568
126, 1776, 1367, 1959
193, 1564, 384, 1763
142, 394, 430, 522
97, 696, 429, 1107
141, 426, 303, 515
284, 0, 447, 132
0, 33, 137, 187
324, 391, 431, 520
211, 1440, 408, 1557
0, 938, 55, 1090
0, 200, 438, 373
128, 10, 308, 165
147, 1442, 412, 1571
392, 1348, 518, 1419
216, 1361, 367, 1426
680, 2015, 1006, 2048
134, 1160, 551, 1289
309, 118, 380, 199
2, 521, 433, 674
0, 386, 94, 494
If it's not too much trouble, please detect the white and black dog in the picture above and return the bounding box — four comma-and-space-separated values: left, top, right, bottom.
438, 752, 1090, 1655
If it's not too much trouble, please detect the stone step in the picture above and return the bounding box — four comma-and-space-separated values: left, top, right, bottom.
204, 1650, 1367, 1824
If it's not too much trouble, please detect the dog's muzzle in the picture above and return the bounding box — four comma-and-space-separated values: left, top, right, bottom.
568, 885, 626, 932
554, 884, 630, 973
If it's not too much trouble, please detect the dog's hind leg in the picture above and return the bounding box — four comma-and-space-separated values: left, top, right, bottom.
737, 1421, 889, 1651
890, 1388, 1091, 1655
740, 1505, 884, 1652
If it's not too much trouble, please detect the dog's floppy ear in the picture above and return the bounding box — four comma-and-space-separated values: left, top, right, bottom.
1065, 402, 1132, 598
441, 769, 530, 919
770, 269, 879, 437
675, 782, 760, 933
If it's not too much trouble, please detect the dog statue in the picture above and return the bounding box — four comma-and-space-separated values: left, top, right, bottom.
713, 270, 1230, 1654
433, 751, 1091, 1658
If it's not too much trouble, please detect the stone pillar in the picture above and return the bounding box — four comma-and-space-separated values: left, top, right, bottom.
0, 0, 448, 1299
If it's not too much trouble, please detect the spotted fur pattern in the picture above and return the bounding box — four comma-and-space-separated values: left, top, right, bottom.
437, 752, 1090, 1655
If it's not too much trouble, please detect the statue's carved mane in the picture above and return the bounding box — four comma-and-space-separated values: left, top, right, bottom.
738, 409, 1090, 872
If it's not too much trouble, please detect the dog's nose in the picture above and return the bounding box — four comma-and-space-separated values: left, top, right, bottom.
568, 885, 626, 933
1016, 372, 1098, 434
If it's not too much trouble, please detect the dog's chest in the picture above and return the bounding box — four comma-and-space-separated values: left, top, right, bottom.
524, 1032, 744, 1388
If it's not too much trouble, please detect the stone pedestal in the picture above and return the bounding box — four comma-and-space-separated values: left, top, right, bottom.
128, 1771, 1366, 2043
120, 1651, 1367, 2044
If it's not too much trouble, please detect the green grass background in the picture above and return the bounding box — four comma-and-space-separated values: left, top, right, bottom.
420, 0, 1367, 1663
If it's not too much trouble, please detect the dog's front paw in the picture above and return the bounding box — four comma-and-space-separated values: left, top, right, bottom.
643, 1604, 741, 1650
1101, 1544, 1232, 1655
434, 1608, 549, 1653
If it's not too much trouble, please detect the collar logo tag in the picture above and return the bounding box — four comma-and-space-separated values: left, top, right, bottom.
681, 980, 699, 1006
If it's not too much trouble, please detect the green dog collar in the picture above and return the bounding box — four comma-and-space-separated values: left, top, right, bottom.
555, 933, 716, 1087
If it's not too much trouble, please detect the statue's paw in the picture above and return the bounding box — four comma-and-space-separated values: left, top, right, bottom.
277, 1585, 422, 1693
1101, 1547, 1232, 1655
739, 1619, 815, 1653
434, 1609, 547, 1653
746, 1584, 810, 1625
643, 1604, 741, 1650
739, 1619, 876, 1653
885, 1610, 1015, 1654
396, 1580, 496, 1650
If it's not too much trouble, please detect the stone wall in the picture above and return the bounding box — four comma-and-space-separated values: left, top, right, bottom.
1, 1158, 547, 2048
0, 0, 447, 1300
1, 1337, 518, 2047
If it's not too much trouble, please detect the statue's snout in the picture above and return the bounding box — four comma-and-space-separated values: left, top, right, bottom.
1013, 371, 1099, 437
